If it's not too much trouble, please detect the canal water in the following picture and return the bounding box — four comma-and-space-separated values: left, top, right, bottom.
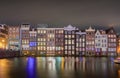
0, 57, 120, 78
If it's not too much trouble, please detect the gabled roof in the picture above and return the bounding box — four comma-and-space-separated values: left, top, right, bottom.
99, 30, 106, 34
85, 26, 95, 32
64, 24, 77, 31
106, 27, 116, 34
95, 30, 101, 35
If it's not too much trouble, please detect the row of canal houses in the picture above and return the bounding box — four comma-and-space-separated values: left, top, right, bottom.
8, 24, 117, 56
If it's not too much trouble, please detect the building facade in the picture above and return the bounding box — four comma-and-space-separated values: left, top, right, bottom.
55, 28, 64, 56
64, 25, 78, 56
95, 30, 101, 56
46, 28, 56, 56
20, 24, 30, 56
117, 35, 120, 56
76, 31, 86, 56
1, 24, 118, 57
100, 30, 108, 56
106, 27, 117, 56
0, 24, 8, 50
85, 26, 95, 56
8, 26, 20, 51
37, 28, 47, 56
95, 30, 108, 56
29, 28, 37, 56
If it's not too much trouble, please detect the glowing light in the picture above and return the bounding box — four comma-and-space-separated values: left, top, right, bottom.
2, 39, 5, 42
29, 42, 36, 47
0, 38, 7, 49
117, 46, 120, 54
0, 42, 5, 49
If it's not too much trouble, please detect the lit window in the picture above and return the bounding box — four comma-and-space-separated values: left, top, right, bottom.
79, 39, 81, 42
83, 48, 85, 51
76, 39, 78, 42
38, 42, 40, 45
47, 47, 49, 50
114, 35, 116, 38
44, 42, 46, 45
41, 38, 43, 41
72, 40, 74, 44
9, 28, 12, 30
41, 30, 43, 33
50, 47, 52, 50
29, 42, 36, 47
76, 48, 78, 51
86, 42, 88, 45
65, 51, 67, 54
72, 46, 74, 49
65, 40, 67, 44
65, 46, 67, 49
83, 39, 85, 42
65, 35, 67, 38
80, 44, 81, 47
44, 30, 46, 33
61, 30, 63, 33
76, 43, 78, 47
69, 46, 71, 49
83, 43, 85, 47
68, 35, 71, 38
72, 51, 74, 54
38, 38, 40, 41
44, 47, 46, 50
38, 30, 40, 33
114, 39, 116, 42
68, 40, 71, 44
111, 35, 114, 37
72, 35, 74, 38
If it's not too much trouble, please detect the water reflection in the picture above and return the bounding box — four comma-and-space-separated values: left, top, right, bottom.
26, 57, 36, 78
36, 57, 117, 78
0, 59, 11, 78
0, 57, 120, 78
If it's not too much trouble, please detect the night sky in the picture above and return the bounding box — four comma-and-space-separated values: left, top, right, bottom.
0, 0, 120, 32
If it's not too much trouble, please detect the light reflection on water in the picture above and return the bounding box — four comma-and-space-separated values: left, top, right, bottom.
26, 57, 36, 78
0, 59, 12, 78
0, 57, 120, 78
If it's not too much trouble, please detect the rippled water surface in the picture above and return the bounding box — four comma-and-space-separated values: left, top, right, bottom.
0, 57, 120, 78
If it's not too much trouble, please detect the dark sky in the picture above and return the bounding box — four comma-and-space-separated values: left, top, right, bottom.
0, 0, 120, 31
